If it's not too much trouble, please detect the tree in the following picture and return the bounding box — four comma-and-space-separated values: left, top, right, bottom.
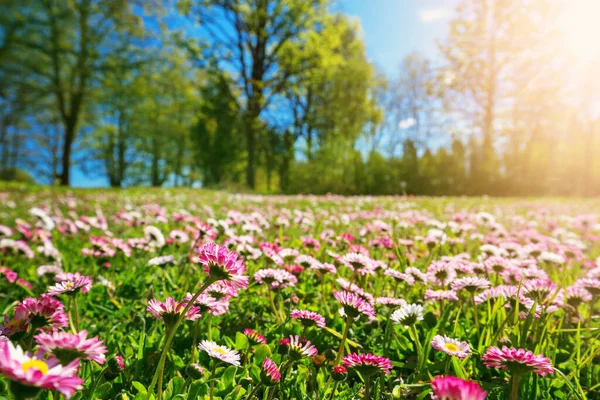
9, 0, 144, 186
439, 0, 545, 193
179, 0, 326, 189
192, 74, 244, 187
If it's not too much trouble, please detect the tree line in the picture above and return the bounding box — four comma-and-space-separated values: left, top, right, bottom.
1, 0, 599, 195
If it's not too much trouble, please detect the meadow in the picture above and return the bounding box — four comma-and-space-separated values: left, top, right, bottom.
0, 186, 599, 400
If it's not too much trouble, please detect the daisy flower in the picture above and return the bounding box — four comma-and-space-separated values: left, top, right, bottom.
261, 357, 281, 385
334, 291, 376, 320
427, 262, 457, 286
254, 269, 298, 289
336, 278, 375, 304
243, 328, 267, 344
522, 278, 557, 303
554, 286, 592, 309
340, 252, 373, 272
482, 346, 554, 376
375, 297, 408, 307
295, 255, 319, 269
342, 353, 393, 376
35, 330, 107, 364
424, 289, 459, 302
37, 265, 63, 279
431, 335, 471, 359
48, 273, 92, 296
286, 335, 318, 360
575, 278, 600, 297
144, 226, 166, 248
147, 255, 176, 267
451, 277, 490, 293
196, 243, 249, 290
385, 269, 415, 285
0, 340, 83, 398
182, 292, 229, 316
405, 267, 428, 284
147, 297, 201, 326
198, 340, 240, 366
290, 309, 326, 328
13, 295, 69, 330
431, 376, 487, 400
390, 304, 424, 328
310, 262, 337, 275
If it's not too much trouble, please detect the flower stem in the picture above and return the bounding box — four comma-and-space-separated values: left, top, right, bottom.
327, 382, 339, 400
244, 383, 262, 400
335, 316, 352, 364
471, 293, 480, 333
410, 325, 422, 373
364, 376, 372, 400
191, 319, 200, 363
209, 362, 217, 400
72, 296, 80, 332
510, 374, 521, 400
269, 290, 282, 323
150, 278, 216, 395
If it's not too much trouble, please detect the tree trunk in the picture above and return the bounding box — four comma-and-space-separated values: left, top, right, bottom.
245, 116, 256, 189
59, 119, 76, 186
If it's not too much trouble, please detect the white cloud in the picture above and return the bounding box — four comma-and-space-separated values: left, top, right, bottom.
419, 7, 451, 23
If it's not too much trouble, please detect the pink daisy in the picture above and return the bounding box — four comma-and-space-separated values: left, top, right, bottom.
334, 291, 376, 320
431, 335, 471, 359
427, 262, 457, 286
254, 268, 298, 289
243, 328, 267, 344
198, 340, 240, 366
431, 376, 487, 400
286, 335, 318, 360
48, 273, 92, 296
14, 295, 69, 329
290, 309, 326, 328
147, 297, 201, 326
482, 346, 554, 376
451, 277, 490, 293
0, 340, 83, 398
261, 357, 281, 385
424, 289, 459, 302
385, 269, 416, 285
35, 330, 107, 364
342, 353, 393, 376
196, 243, 249, 290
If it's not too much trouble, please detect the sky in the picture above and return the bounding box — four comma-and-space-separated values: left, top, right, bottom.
71, 0, 460, 188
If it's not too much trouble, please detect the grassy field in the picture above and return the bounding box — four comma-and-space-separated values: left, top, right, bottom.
0, 186, 599, 399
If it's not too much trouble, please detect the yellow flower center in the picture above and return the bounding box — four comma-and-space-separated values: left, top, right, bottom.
444, 343, 460, 352
22, 360, 49, 375
65, 282, 74, 289
213, 347, 227, 355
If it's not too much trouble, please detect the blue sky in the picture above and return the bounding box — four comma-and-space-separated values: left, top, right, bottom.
71, 0, 460, 187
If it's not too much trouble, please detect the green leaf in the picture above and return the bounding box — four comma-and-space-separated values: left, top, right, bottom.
95, 382, 113, 399
235, 332, 249, 350
132, 381, 148, 394
221, 365, 237, 388
253, 344, 271, 364
186, 381, 208, 400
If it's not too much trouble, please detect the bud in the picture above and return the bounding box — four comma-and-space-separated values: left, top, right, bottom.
324, 348, 337, 361
104, 355, 124, 381
331, 365, 347, 382
185, 363, 204, 380
240, 376, 254, 389
277, 338, 290, 355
